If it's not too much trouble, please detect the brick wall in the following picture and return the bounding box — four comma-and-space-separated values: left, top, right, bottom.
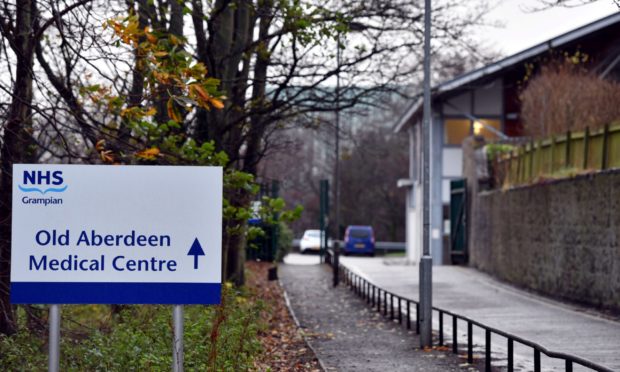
470, 170, 620, 312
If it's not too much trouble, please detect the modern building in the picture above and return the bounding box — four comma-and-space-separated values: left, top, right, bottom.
394, 12, 620, 265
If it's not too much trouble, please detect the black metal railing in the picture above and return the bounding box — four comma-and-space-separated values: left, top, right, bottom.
336, 263, 614, 372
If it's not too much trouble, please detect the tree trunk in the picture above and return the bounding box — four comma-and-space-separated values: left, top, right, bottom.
223, 188, 252, 286
193, 0, 256, 284
243, 0, 273, 175
0, 0, 37, 335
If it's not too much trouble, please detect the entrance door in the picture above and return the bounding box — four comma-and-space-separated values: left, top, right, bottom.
449, 179, 467, 264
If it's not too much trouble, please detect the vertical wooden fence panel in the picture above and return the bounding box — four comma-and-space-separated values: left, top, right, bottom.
532, 141, 539, 180
509, 153, 516, 186
565, 131, 571, 168
490, 122, 620, 189
552, 135, 567, 174
570, 132, 584, 171
524, 142, 534, 182
515, 149, 521, 184
602, 124, 610, 170
550, 136, 557, 175
609, 123, 620, 169
583, 127, 590, 170
587, 129, 603, 170
540, 140, 552, 176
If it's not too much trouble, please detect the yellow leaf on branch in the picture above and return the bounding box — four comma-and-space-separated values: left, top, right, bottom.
167, 99, 181, 122
95, 139, 106, 152
191, 84, 211, 102
136, 147, 161, 160
146, 32, 157, 44
100, 150, 114, 163
209, 97, 225, 110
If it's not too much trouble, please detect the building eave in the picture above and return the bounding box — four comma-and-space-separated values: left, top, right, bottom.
392, 12, 620, 133
393, 96, 423, 133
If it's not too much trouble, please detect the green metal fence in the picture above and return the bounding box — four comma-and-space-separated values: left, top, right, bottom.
497, 121, 620, 187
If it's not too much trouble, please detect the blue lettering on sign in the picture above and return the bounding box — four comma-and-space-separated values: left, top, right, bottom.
23, 170, 63, 185
29, 255, 105, 271
27, 254, 177, 272
112, 256, 177, 272
35, 230, 70, 246
19, 170, 67, 195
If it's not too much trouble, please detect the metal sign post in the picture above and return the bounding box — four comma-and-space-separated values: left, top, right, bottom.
173, 305, 184, 372
48, 304, 60, 372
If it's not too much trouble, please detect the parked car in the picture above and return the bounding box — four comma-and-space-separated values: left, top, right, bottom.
300, 229, 332, 254
343, 225, 375, 256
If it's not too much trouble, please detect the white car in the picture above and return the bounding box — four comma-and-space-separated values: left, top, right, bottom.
300, 229, 331, 253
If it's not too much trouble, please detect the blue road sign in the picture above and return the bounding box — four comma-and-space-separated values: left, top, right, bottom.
10, 165, 223, 305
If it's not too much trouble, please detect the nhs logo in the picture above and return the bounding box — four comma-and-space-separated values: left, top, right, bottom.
18, 169, 67, 206
18, 170, 67, 196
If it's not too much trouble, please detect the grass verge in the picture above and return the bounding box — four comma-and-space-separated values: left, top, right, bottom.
0, 283, 263, 371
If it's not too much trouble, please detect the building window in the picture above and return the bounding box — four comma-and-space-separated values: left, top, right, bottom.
444, 119, 471, 145
445, 118, 502, 145
473, 119, 501, 140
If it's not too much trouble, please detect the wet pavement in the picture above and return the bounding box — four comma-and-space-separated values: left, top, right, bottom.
337, 255, 620, 372
279, 262, 485, 372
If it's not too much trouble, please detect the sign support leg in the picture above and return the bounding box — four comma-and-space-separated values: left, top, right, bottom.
172, 305, 184, 372
49, 304, 61, 372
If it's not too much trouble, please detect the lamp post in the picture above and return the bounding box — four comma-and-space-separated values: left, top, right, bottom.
333, 22, 366, 287
333, 28, 343, 287
419, 0, 433, 348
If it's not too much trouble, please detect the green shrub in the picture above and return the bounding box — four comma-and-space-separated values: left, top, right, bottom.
275, 221, 294, 263
485, 143, 514, 162
0, 284, 263, 371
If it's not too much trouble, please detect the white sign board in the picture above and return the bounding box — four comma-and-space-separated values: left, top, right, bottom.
10, 164, 222, 304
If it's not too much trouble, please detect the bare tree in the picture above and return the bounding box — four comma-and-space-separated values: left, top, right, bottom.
0, 0, 494, 332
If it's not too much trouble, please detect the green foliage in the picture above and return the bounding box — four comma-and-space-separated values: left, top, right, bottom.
485, 144, 515, 162
95, 16, 303, 247
279, 1, 340, 47
275, 221, 294, 263
244, 197, 303, 249
258, 197, 303, 226
0, 286, 263, 371
0, 327, 46, 370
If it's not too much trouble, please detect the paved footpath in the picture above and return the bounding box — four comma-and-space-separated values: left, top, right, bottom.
279, 263, 484, 372
339, 256, 620, 372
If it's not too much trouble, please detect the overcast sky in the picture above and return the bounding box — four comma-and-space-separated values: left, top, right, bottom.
476, 0, 619, 56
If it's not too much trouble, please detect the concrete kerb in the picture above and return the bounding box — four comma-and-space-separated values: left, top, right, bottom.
279, 277, 328, 372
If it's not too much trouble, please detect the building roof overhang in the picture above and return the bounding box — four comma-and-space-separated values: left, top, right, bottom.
393, 12, 620, 133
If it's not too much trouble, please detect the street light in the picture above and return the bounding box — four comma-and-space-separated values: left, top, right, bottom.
420, 0, 433, 348
333, 21, 367, 287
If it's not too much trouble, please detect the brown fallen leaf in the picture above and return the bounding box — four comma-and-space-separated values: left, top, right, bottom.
247, 262, 321, 371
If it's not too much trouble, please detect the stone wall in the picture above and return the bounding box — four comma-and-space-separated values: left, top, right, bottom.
469, 169, 620, 312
